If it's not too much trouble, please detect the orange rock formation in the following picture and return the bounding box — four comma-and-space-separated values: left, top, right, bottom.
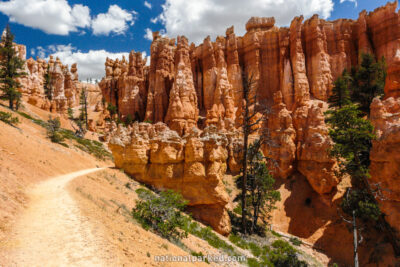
109, 123, 231, 235
17, 50, 103, 115
101, 0, 400, 242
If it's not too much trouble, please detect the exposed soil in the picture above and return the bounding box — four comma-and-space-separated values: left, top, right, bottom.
0, 168, 120, 266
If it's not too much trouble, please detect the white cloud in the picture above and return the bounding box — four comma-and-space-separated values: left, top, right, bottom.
150, 17, 159, 24
92, 5, 137, 36
30, 48, 35, 56
144, 28, 153, 41
144, 1, 152, 9
158, 0, 334, 44
43, 44, 129, 81
36, 46, 46, 58
340, 0, 357, 7
0, 0, 91, 35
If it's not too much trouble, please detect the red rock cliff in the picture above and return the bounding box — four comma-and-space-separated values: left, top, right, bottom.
102, 0, 400, 243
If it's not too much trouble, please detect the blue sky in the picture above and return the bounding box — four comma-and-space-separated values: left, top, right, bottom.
0, 0, 394, 80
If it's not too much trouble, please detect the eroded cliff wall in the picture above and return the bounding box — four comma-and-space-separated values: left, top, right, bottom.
103, 1, 400, 246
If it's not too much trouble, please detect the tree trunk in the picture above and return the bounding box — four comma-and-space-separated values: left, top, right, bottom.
241, 128, 248, 235
354, 154, 400, 256
252, 202, 259, 234
353, 210, 359, 267
9, 97, 13, 110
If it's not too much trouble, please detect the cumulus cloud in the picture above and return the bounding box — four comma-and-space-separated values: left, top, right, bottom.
158, 0, 334, 44
39, 44, 128, 80
150, 17, 159, 24
340, 0, 357, 7
0, 1, 136, 36
0, 0, 90, 35
92, 5, 137, 36
144, 28, 153, 40
144, 1, 152, 9
36, 46, 46, 58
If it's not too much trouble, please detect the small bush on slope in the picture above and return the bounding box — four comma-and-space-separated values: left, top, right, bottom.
132, 188, 189, 240
17, 111, 112, 160
46, 117, 64, 144
0, 111, 19, 126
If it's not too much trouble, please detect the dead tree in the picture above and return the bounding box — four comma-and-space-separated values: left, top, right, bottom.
339, 189, 364, 267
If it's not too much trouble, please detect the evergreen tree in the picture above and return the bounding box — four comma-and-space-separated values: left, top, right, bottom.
351, 53, 386, 115
235, 140, 281, 234
66, 88, 88, 137
325, 103, 400, 258
79, 86, 88, 129
0, 25, 26, 110
46, 117, 64, 143
328, 70, 351, 108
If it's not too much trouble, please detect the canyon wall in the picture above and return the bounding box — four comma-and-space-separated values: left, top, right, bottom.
103, 1, 400, 240
370, 52, 400, 241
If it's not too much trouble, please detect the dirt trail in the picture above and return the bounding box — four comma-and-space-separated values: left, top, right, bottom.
1, 168, 120, 267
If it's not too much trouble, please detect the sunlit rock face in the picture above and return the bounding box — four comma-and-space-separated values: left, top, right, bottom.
13, 45, 102, 114
109, 123, 231, 235
102, 1, 400, 233
370, 95, 400, 240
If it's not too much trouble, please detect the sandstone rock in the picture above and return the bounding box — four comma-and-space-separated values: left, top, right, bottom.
366, 1, 400, 66
145, 34, 175, 123
370, 96, 400, 237
384, 50, 400, 98
19, 54, 88, 114
100, 2, 400, 200
294, 101, 338, 194
303, 15, 333, 101
246, 17, 275, 32
262, 92, 296, 178
99, 52, 148, 121
109, 123, 231, 235
165, 36, 199, 135
290, 16, 311, 105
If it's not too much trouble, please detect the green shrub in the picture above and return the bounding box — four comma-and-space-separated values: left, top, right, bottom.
233, 204, 242, 215
17, 111, 46, 127
125, 114, 133, 125
229, 233, 248, 249
289, 237, 302, 246
268, 240, 308, 267
107, 104, 117, 117
247, 258, 261, 267
0, 111, 19, 125
15, 111, 111, 159
46, 117, 64, 143
132, 188, 188, 240
248, 242, 262, 257
181, 218, 235, 255
190, 251, 209, 264
270, 230, 282, 237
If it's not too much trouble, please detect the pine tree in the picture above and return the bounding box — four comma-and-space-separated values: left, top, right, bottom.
79, 86, 88, 129
351, 53, 386, 115
328, 70, 351, 108
235, 140, 280, 234
0, 25, 26, 110
325, 104, 400, 258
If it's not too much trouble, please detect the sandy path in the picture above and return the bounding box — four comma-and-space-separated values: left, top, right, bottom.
1, 168, 119, 267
